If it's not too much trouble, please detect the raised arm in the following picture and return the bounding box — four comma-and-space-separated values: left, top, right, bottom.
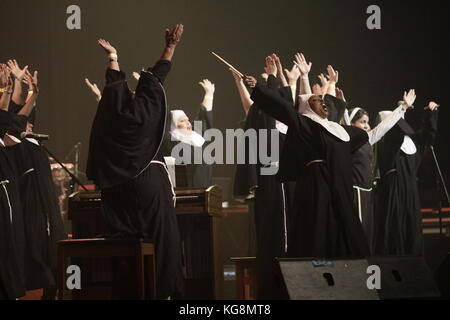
160, 24, 184, 62
0, 65, 13, 110
325, 65, 339, 97
272, 54, 288, 88
98, 39, 119, 71
198, 79, 215, 111
230, 68, 253, 115
245, 76, 298, 129
18, 70, 39, 117
284, 64, 301, 102
368, 89, 415, 145
7, 60, 28, 105
85, 78, 102, 102
293, 53, 312, 95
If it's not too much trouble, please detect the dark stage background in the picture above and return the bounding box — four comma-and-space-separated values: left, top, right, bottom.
1, 0, 449, 202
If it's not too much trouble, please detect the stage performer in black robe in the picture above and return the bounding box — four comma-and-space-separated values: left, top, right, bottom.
243, 58, 370, 259
229, 54, 300, 299
337, 90, 415, 252
163, 79, 215, 188
86, 25, 185, 300
373, 100, 440, 256
0, 110, 26, 300
8, 68, 67, 298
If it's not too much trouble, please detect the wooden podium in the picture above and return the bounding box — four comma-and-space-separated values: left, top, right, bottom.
67, 186, 223, 300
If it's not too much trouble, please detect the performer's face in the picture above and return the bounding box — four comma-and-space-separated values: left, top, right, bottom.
353, 115, 371, 132
308, 95, 329, 119
176, 115, 192, 133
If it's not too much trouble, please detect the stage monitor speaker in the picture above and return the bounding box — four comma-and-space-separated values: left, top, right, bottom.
275, 258, 379, 300
434, 252, 450, 299
368, 256, 440, 300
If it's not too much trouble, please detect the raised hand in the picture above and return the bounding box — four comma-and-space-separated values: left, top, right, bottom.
98, 39, 117, 55
402, 89, 416, 108
294, 53, 312, 76
336, 87, 346, 102
284, 64, 301, 84
85, 78, 101, 101
318, 73, 328, 87
264, 56, 277, 77
199, 79, 215, 96
425, 101, 440, 111
229, 68, 244, 83
326, 65, 339, 84
244, 76, 257, 88
0, 64, 11, 88
24, 70, 39, 93
7, 59, 29, 82
165, 24, 184, 48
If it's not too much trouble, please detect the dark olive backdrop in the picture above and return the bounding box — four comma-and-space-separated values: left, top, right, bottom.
1, 0, 449, 191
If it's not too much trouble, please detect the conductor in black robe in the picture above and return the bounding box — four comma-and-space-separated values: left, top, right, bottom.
86, 25, 185, 300
244, 75, 370, 259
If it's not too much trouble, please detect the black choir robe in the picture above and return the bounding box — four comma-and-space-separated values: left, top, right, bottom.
86, 61, 184, 299
13, 138, 67, 291
0, 110, 27, 299
233, 76, 297, 299
374, 110, 439, 255
250, 84, 370, 259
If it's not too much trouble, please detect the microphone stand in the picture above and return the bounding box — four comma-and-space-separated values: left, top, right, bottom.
40, 143, 88, 192
430, 146, 450, 236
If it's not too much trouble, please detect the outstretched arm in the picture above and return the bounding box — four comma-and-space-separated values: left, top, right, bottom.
85, 78, 102, 102
98, 39, 119, 71
199, 79, 215, 111
230, 68, 253, 115
18, 70, 39, 117
325, 65, 339, 97
293, 53, 312, 95
368, 89, 415, 145
7, 60, 28, 105
284, 64, 301, 102
0, 65, 13, 110
160, 24, 184, 62
272, 54, 288, 88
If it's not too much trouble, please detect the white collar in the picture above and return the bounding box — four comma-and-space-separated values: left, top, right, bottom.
170, 129, 205, 147
26, 138, 40, 146
401, 136, 417, 155
0, 137, 4, 147
276, 121, 288, 135
298, 94, 350, 142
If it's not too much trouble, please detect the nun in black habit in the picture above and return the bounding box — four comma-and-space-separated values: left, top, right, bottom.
86, 26, 185, 300
8, 98, 67, 296
162, 79, 215, 188
244, 75, 370, 259
0, 110, 26, 299
338, 90, 415, 252
373, 101, 440, 256
231, 65, 296, 299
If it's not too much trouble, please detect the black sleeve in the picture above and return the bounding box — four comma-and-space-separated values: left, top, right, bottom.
267, 75, 279, 90
278, 86, 294, 105
147, 60, 172, 85
105, 69, 126, 85
195, 106, 214, 133
250, 84, 297, 128
421, 109, 439, 147
324, 94, 347, 123
343, 125, 369, 153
